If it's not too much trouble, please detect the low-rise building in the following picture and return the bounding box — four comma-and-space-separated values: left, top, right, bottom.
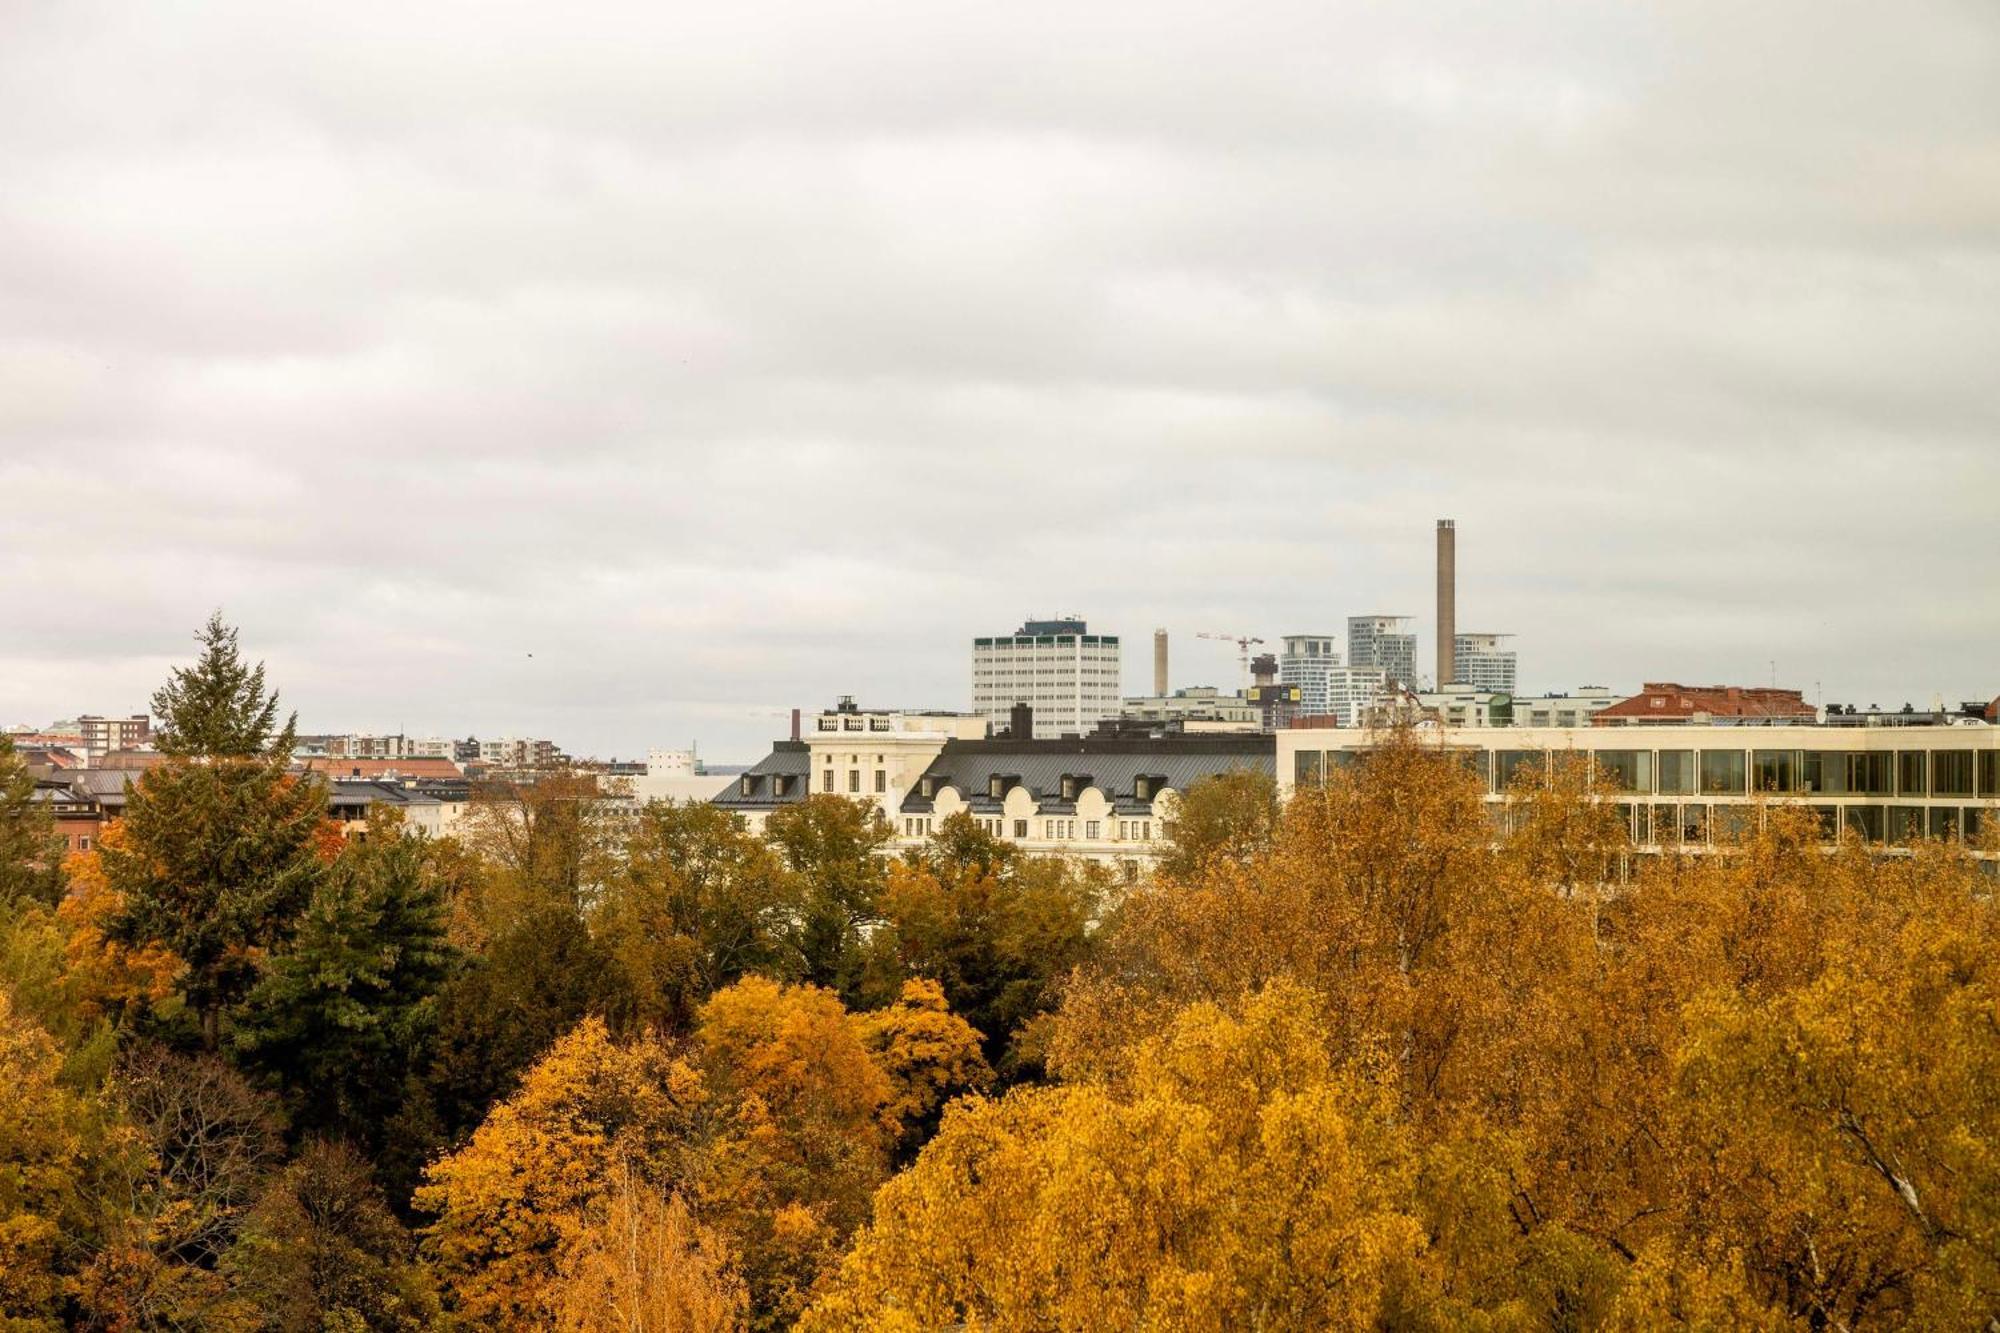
1280, 720, 2000, 855
1593, 683, 1815, 727
1119, 686, 1262, 732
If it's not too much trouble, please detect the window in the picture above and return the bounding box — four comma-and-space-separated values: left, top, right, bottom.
848, 770, 860, 793
1060, 775, 1078, 800
1928, 807, 1962, 841
874, 770, 886, 793
1752, 750, 1798, 794
1714, 806, 1755, 842
1496, 750, 1544, 790
1888, 806, 1924, 843
1593, 750, 1651, 793
1140, 821, 1151, 840
78, 836, 90, 851
1699, 750, 1746, 795
1934, 752, 1974, 797
1085, 821, 1101, 839
989, 776, 1005, 799
1681, 804, 1709, 844
1013, 819, 1028, 838
1648, 804, 1677, 845
1294, 751, 1322, 785
822, 770, 833, 793
740, 775, 755, 797
1844, 804, 1885, 842
1898, 751, 1927, 798
1981, 752, 2000, 798
1657, 750, 1696, 795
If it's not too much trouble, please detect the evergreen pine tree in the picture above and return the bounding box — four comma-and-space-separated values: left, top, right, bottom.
104, 615, 326, 1050
234, 831, 457, 1146
0, 735, 64, 908
151, 611, 293, 758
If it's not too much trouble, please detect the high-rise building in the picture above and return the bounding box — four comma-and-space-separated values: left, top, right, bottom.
971, 617, 1123, 739
1346, 616, 1418, 689
1278, 635, 1339, 713
1280, 635, 1386, 726
1453, 633, 1517, 694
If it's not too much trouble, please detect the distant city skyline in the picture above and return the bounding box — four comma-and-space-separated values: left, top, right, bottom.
3, 0, 1995, 761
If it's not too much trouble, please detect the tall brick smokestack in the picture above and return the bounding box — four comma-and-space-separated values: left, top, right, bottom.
1153, 628, 1168, 697
1436, 519, 1456, 688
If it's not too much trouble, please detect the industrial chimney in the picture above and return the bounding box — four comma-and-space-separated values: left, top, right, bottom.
1153, 628, 1169, 697
1436, 519, 1457, 688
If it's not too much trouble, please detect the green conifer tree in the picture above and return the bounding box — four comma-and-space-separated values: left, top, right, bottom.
234, 829, 457, 1145
103, 615, 326, 1049
0, 735, 64, 908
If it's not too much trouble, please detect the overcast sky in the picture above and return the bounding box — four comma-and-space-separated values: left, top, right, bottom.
3, 1, 1996, 761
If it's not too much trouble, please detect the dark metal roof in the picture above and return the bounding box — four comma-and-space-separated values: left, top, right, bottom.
901, 735, 1273, 814
711, 741, 811, 810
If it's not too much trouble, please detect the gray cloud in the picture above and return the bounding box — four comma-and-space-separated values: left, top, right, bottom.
3, 0, 1996, 757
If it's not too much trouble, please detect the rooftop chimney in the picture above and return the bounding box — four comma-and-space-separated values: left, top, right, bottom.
1436, 519, 1456, 688
1153, 628, 1169, 697
1009, 701, 1034, 741
789, 708, 801, 742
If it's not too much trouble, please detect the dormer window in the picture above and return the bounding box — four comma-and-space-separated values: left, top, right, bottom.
919, 776, 937, 799
989, 775, 1005, 800
740, 775, 757, 797
771, 775, 790, 797
1060, 774, 1077, 801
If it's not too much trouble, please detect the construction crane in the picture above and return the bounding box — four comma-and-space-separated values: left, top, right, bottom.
1197, 631, 1266, 686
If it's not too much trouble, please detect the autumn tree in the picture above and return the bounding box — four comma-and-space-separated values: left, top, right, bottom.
695, 976, 894, 1328
103, 615, 326, 1049
805, 981, 1427, 1331
416, 1017, 708, 1325
0, 989, 136, 1326
762, 796, 892, 1000
863, 812, 1101, 1079
225, 1139, 438, 1331
547, 1162, 749, 1333
594, 798, 804, 1036
83, 1046, 284, 1327
1155, 766, 1280, 881
856, 978, 992, 1160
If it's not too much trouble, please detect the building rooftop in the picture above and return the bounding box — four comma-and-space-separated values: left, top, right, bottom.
901, 734, 1273, 815
1594, 683, 1816, 725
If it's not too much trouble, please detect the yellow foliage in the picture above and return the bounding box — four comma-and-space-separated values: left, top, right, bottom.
804, 981, 1426, 1331
857, 978, 993, 1150
549, 1161, 748, 1333
57, 841, 183, 1025
416, 1016, 706, 1326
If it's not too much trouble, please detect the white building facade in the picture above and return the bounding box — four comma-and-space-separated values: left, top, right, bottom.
1279, 721, 2000, 854
1347, 616, 1418, 689
972, 618, 1122, 739
1452, 634, 1518, 693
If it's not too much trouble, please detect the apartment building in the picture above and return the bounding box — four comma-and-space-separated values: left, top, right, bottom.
717, 705, 1274, 871
717, 699, 988, 835
971, 618, 1123, 739
1280, 721, 2000, 855
1346, 616, 1418, 689
895, 731, 1274, 873
77, 714, 149, 757
1451, 634, 1517, 693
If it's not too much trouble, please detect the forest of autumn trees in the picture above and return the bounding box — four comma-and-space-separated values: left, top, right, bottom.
3, 617, 1998, 1330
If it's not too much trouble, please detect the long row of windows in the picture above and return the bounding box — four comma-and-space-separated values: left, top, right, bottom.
1512, 801, 1993, 846
1297, 747, 2000, 799
905, 816, 1152, 844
